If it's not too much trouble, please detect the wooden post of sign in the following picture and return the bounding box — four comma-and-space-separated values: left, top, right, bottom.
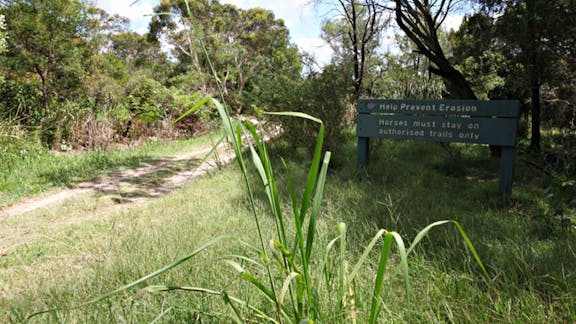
499, 146, 515, 196
358, 137, 369, 167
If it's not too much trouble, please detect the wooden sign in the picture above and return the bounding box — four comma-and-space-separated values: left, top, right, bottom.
357, 99, 520, 195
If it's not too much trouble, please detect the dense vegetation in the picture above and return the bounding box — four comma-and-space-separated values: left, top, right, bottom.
0, 0, 575, 322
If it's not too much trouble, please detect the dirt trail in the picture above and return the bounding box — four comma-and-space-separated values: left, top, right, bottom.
0, 125, 278, 218
0, 146, 223, 218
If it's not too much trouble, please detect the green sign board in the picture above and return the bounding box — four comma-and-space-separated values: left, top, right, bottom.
357, 99, 520, 195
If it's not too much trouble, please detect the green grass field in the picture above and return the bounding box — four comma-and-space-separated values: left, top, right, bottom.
0, 130, 223, 208
1, 125, 575, 322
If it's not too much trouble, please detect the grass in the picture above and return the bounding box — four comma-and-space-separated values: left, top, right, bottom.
0, 129, 223, 208
1, 124, 575, 322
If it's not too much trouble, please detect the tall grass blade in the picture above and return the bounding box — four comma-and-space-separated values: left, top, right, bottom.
390, 232, 410, 297
317, 235, 341, 295
225, 260, 277, 304
282, 158, 300, 223
211, 99, 241, 162
338, 222, 347, 306
27, 236, 230, 320
150, 306, 174, 324
271, 239, 300, 272
211, 98, 280, 309
405, 220, 489, 278
244, 120, 287, 245
451, 220, 489, 278
263, 111, 325, 320
279, 272, 301, 307
173, 95, 211, 123
222, 291, 244, 324
348, 229, 386, 283
265, 111, 324, 225
406, 220, 452, 255
143, 285, 279, 323
368, 231, 394, 324
306, 151, 331, 260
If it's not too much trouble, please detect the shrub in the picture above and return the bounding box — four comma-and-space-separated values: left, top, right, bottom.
0, 119, 41, 167
264, 64, 353, 153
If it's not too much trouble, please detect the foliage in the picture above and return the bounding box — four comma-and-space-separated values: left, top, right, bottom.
319, 0, 389, 98
449, 13, 505, 100
149, 0, 301, 114
0, 14, 5, 53
1, 0, 92, 122
25, 98, 487, 322
472, 0, 576, 149
0, 119, 41, 169
393, 0, 478, 100
374, 34, 445, 99
264, 63, 354, 154
0, 13, 6, 85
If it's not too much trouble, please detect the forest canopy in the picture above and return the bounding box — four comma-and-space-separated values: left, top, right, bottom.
0, 0, 574, 155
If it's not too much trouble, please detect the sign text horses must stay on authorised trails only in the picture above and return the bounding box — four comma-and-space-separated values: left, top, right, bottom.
356, 99, 520, 195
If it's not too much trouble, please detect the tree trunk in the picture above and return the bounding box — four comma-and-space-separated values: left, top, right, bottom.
34, 64, 50, 114
394, 0, 503, 156
527, 0, 541, 151
530, 68, 541, 151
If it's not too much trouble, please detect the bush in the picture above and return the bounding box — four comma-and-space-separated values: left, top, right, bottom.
69, 113, 115, 150
265, 64, 353, 153
0, 119, 41, 167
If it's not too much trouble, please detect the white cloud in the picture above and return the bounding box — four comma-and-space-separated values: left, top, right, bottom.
443, 14, 464, 32
95, 0, 156, 34
298, 37, 333, 67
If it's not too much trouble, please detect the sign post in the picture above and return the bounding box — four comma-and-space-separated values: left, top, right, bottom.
356, 99, 520, 195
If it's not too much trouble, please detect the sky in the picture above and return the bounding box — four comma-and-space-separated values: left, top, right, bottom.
95, 0, 464, 66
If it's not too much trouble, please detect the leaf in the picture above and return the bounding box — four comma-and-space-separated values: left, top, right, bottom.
390, 231, 410, 298
264, 111, 324, 225
338, 222, 347, 305
306, 151, 331, 260
173, 96, 211, 123
348, 229, 387, 283
405, 220, 489, 279
369, 232, 394, 324
406, 220, 452, 255
225, 260, 277, 303
451, 220, 489, 278
279, 272, 301, 308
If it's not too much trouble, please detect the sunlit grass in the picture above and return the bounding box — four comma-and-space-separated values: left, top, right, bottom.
0, 129, 223, 208
1, 128, 575, 322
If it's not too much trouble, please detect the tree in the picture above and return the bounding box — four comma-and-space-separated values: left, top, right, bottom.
0, 14, 6, 54
476, 0, 576, 150
449, 12, 505, 100
392, 0, 477, 100
109, 31, 170, 79
320, 0, 388, 99
1, 0, 93, 115
149, 0, 300, 113
375, 33, 444, 99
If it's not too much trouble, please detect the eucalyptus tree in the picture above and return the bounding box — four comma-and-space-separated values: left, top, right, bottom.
1, 0, 93, 116
474, 0, 576, 150
318, 0, 389, 99
391, 0, 477, 99
149, 0, 300, 113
